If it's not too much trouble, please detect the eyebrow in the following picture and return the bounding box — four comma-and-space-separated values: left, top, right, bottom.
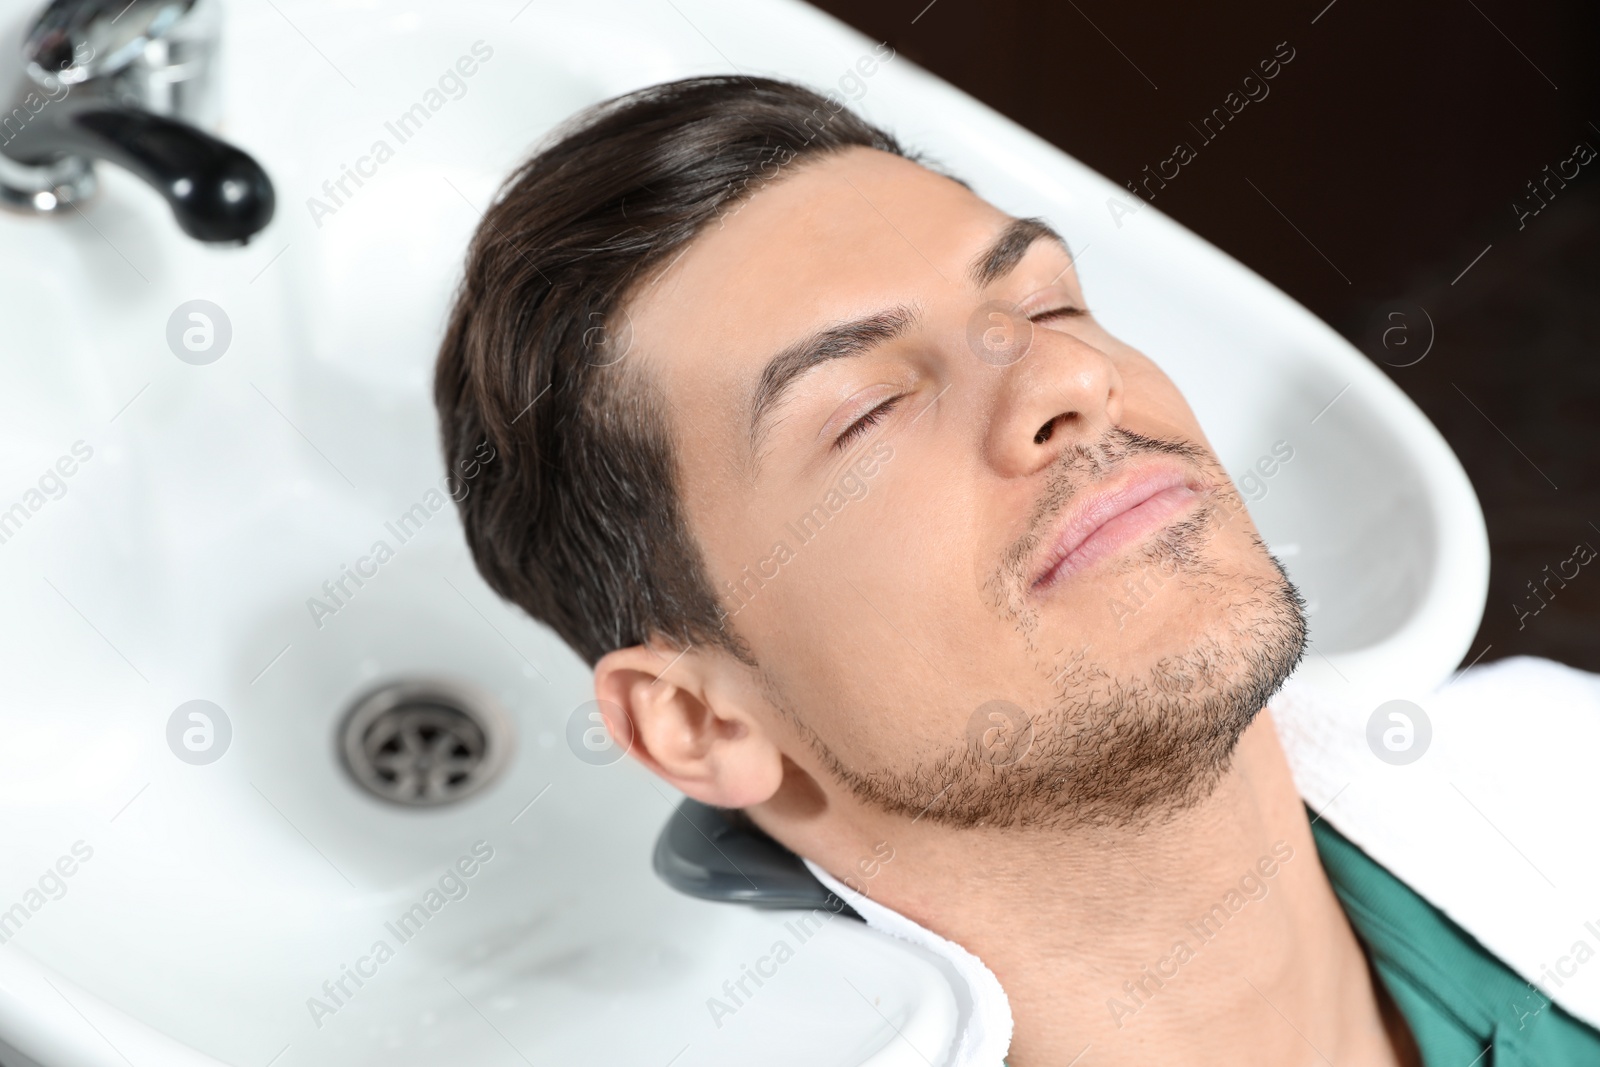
747, 304, 921, 457
744, 216, 1071, 460
968, 216, 1071, 289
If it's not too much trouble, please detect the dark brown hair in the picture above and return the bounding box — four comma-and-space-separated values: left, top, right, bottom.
434, 75, 917, 668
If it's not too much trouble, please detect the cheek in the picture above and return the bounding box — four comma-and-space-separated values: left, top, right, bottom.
1113, 348, 1211, 442
742, 459, 982, 690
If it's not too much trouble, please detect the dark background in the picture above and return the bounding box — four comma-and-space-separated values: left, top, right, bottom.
812, 0, 1600, 673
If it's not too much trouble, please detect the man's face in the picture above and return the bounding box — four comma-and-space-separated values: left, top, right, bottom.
624, 146, 1306, 831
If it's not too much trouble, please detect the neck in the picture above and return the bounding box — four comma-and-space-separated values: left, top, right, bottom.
766, 711, 1412, 1066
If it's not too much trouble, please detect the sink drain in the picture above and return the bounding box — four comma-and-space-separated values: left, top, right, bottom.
338, 679, 512, 806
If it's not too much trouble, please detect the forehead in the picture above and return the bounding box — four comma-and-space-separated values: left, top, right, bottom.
623, 147, 1008, 404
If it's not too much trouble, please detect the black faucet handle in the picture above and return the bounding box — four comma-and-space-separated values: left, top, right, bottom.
64, 106, 273, 243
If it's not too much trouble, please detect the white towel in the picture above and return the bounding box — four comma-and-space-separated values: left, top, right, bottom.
802, 655, 1600, 1065
804, 856, 1014, 1067
1270, 655, 1600, 1033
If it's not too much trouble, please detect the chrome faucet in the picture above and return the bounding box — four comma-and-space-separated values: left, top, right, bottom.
0, 0, 273, 243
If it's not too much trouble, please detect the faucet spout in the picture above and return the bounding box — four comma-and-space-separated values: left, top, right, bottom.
0, 0, 275, 243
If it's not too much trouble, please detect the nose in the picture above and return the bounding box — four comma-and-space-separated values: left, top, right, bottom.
982, 319, 1122, 478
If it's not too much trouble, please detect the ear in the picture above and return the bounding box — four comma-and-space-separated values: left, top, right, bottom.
592, 642, 785, 809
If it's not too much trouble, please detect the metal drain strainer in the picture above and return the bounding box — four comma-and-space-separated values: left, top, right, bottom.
338, 679, 512, 806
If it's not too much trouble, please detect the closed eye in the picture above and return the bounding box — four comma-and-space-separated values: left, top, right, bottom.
833, 394, 903, 451
1030, 305, 1088, 323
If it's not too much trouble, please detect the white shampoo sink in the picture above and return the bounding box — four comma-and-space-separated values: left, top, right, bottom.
0, 0, 1486, 1064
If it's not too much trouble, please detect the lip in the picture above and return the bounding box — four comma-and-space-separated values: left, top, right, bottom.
1030, 459, 1206, 593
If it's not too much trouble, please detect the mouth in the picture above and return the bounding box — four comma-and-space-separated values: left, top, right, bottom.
1030, 457, 1208, 594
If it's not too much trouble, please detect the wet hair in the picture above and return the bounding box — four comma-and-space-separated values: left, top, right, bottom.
434, 75, 920, 667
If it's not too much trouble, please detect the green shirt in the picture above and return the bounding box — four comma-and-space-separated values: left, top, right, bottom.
1311, 805, 1600, 1065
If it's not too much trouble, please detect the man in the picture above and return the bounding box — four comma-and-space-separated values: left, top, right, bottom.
434, 75, 1600, 1064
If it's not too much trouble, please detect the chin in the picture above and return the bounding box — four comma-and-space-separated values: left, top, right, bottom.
952, 530, 1308, 832
1020, 554, 1307, 830
821, 504, 1307, 832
